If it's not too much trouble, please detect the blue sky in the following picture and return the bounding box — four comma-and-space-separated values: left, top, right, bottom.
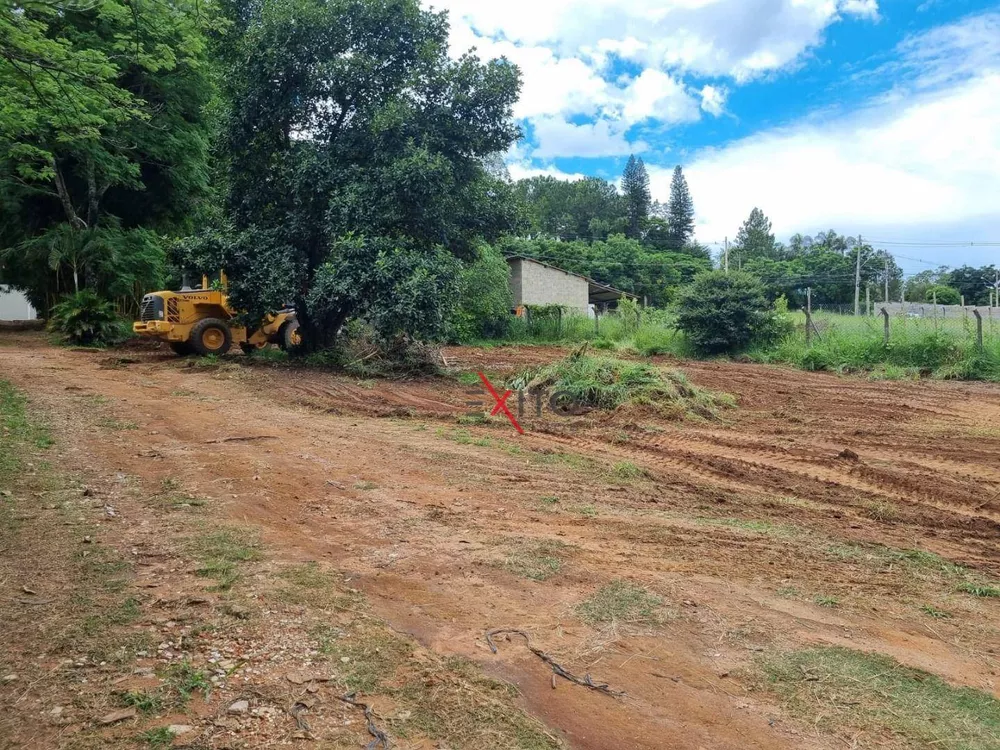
427, 0, 1000, 276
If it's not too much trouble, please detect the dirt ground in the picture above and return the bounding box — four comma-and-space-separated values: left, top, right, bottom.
1, 332, 998, 749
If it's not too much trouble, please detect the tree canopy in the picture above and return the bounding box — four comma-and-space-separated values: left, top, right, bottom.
665, 166, 695, 250
0, 0, 217, 312
180, 0, 523, 349
622, 154, 651, 240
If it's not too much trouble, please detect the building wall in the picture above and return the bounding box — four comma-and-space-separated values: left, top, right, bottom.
509, 259, 590, 313
0, 288, 37, 321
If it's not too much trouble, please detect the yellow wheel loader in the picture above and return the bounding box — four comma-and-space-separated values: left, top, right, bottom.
132, 272, 301, 356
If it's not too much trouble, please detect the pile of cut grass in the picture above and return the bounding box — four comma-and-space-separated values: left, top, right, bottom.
761, 647, 1000, 749
510, 350, 733, 419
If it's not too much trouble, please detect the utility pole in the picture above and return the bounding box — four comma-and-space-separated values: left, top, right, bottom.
724, 237, 729, 274
854, 235, 863, 316
807, 287, 812, 316
884, 256, 890, 303
866, 284, 871, 317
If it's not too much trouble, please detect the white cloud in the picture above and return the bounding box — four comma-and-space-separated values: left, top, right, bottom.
620, 69, 702, 124
650, 72, 1000, 244
531, 117, 646, 159
431, 0, 879, 79
430, 1, 880, 162
506, 162, 586, 182
699, 84, 728, 116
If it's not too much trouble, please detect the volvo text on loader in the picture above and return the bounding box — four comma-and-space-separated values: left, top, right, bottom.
133, 272, 301, 356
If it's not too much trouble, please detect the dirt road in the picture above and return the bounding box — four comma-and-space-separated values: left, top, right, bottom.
2, 334, 999, 748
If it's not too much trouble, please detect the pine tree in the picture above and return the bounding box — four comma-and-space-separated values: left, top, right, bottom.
666, 166, 695, 250
733, 207, 777, 267
621, 154, 651, 240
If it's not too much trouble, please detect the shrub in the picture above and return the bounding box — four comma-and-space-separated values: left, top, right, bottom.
447, 244, 513, 342
924, 285, 961, 305
675, 271, 774, 354
47, 290, 129, 347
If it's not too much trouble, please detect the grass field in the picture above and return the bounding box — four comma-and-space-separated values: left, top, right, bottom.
485, 306, 1000, 381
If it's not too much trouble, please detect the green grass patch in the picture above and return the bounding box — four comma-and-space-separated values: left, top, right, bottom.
919, 604, 953, 619
138, 727, 175, 749
577, 580, 662, 626
118, 689, 164, 714
610, 461, 648, 480
0, 380, 52, 470
958, 582, 1000, 598
189, 527, 262, 591
761, 646, 1000, 749
509, 351, 733, 419
166, 660, 211, 704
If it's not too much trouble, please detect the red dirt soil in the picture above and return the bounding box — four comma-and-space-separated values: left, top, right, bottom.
2, 334, 999, 749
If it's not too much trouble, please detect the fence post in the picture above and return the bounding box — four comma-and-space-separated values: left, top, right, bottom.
805, 310, 811, 346
974, 309, 984, 352
595, 310, 600, 336
557, 306, 563, 338
880, 307, 890, 345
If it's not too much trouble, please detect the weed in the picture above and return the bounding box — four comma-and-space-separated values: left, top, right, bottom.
190, 527, 261, 590
760, 646, 1000, 749
958, 582, 1000, 598
577, 580, 662, 626
456, 372, 482, 386
353, 480, 378, 491
166, 661, 211, 703
538, 496, 560, 510
776, 586, 801, 599
575, 504, 597, 517
161, 477, 180, 493
919, 604, 953, 619
138, 727, 174, 749
118, 689, 164, 714
813, 595, 839, 608
457, 414, 488, 425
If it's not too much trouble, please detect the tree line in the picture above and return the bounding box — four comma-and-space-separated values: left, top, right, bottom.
2, 0, 995, 352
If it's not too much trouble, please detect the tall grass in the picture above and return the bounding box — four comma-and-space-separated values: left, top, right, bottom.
748, 311, 1000, 381
478, 306, 1000, 382
485, 308, 690, 357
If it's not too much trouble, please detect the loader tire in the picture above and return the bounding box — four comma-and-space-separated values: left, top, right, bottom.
169, 341, 193, 356
190, 318, 232, 356
279, 320, 302, 352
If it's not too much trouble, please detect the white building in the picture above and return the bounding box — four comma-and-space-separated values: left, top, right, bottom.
0, 287, 38, 321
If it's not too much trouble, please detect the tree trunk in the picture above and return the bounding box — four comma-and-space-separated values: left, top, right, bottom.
86, 157, 99, 227
52, 160, 86, 229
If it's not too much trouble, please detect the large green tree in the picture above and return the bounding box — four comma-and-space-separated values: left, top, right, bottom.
0, 0, 216, 313
187, 0, 522, 349
665, 165, 695, 250
947, 265, 997, 306
621, 154, 650, 240
732, 207, 777, 267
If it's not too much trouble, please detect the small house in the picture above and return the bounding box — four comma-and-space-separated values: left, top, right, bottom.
506, 256, 634, 315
